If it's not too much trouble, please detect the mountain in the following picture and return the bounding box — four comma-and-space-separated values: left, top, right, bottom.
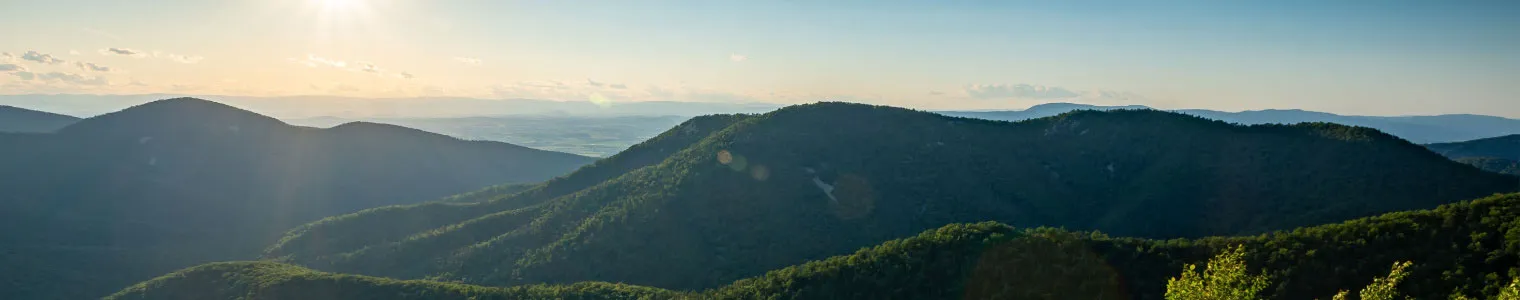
0, 105, 80, 133
0, 98, 596, 299
1453, 157, 1520, 175
116, 194, 1520, 299
1426, 134, 1520, 161
262, 102, 1516, 294
943, 103, 1520, 143
1424, 135, 1520, 175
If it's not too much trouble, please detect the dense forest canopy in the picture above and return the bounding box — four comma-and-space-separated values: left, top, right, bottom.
262, 102, 1517, 295
0, 98, 595, 299
116, 193, 1520, 299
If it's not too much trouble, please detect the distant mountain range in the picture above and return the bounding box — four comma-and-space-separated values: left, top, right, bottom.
0, 105, 80, 133
0, 94, 782, 119
8, 94, 1519, 144
0, 98, 595, 299
284, 115, 688, 157
943, 103, 1520, 143
259, 102, 1514, 297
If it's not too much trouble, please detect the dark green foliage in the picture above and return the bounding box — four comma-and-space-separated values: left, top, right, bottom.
263, 102, 1516, 294
1456, 157, 1520, 176
0, 98, 595, 299
105, 261, 684, 300
121, 194, 1520, 299
1427, 134, 1520, 161
0, 105, 79, 133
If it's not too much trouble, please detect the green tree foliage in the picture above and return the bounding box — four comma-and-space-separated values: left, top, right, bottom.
104, 261, 684, 300
265, 102, 1517, 294
121, 194, 1520, 299
1165, 245, 1271, 300
1455, 157, 1520, 176
0, 98, 595, 299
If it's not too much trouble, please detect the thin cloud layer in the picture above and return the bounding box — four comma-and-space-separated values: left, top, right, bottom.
22, 51, 66, 64
729, 54, 748, 62
76, 62, 112, 72
12, 71, 109, 85
101, 48, 147, 57
964, 84, 1080, 100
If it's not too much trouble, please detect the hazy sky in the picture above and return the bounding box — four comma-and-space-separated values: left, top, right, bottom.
1, 0, 1517, 116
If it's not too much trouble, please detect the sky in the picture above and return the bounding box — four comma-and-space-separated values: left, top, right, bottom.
1, 0, 1517, 116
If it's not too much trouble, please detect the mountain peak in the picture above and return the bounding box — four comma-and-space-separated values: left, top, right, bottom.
58, 97, 287, 136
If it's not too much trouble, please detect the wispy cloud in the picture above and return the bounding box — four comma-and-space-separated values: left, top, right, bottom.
729, 54, 748, 62
586, 78, 604, 87
358, 62, 382, 73
398, 72, 415, 79
75, 62, 112, 72
291, 54, 348, 68
610, 83, 628, 89
964, 83, 1080, 100
159, 53, 203, 64
0, 64, 25, 72
100, 47, 147, 57
453, 57, 482, 66
12, 71, 109, 85
21, 51, 66, 64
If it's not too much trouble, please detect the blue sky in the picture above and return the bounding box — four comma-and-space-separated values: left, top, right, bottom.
1, 0, 1516, 116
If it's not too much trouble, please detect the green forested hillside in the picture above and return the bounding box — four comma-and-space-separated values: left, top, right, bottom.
1427, 134, 1520, 161
1456, 157, 1520, 176
0, 98, 595, 299
264, 102, 1517, 293
105, 262, 684, 300
119, 194, 1520, 299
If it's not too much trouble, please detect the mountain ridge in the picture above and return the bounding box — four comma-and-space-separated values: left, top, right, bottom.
0, 105, 81, 133
0, 97, 597, 299
264, 102, 1516, 293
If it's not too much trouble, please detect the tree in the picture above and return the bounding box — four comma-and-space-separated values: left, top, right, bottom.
1330, 261, 1412, 300
1166, 245, 1271, 300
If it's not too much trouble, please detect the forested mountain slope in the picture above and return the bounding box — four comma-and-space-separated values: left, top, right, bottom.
0, 98, 595, 299
1425, 135, 1520, 175
0, 105, 80, 133
264, 102, 1517, 293
121, 194, 1520, 299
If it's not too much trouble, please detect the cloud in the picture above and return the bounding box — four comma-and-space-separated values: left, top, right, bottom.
399, 72, 414, 79
0, 52, 13, 63
292, 54, 347, 68
453, 57, 482, 66
0, 64, 25, 72
101, 47, 147, 57
22, 51, 66, 64
610, 83, 628, 89
586, 78, 604, 87
729, 54, 748, 62
75, 62, 112, 72
358, 62, 382, 73
69, 50, 81, 55
929, 91, 945, 96
964, 83, 1080, 100
647, 86, 675, 98
161, 53, 203, 64
12, 71, 109, 85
